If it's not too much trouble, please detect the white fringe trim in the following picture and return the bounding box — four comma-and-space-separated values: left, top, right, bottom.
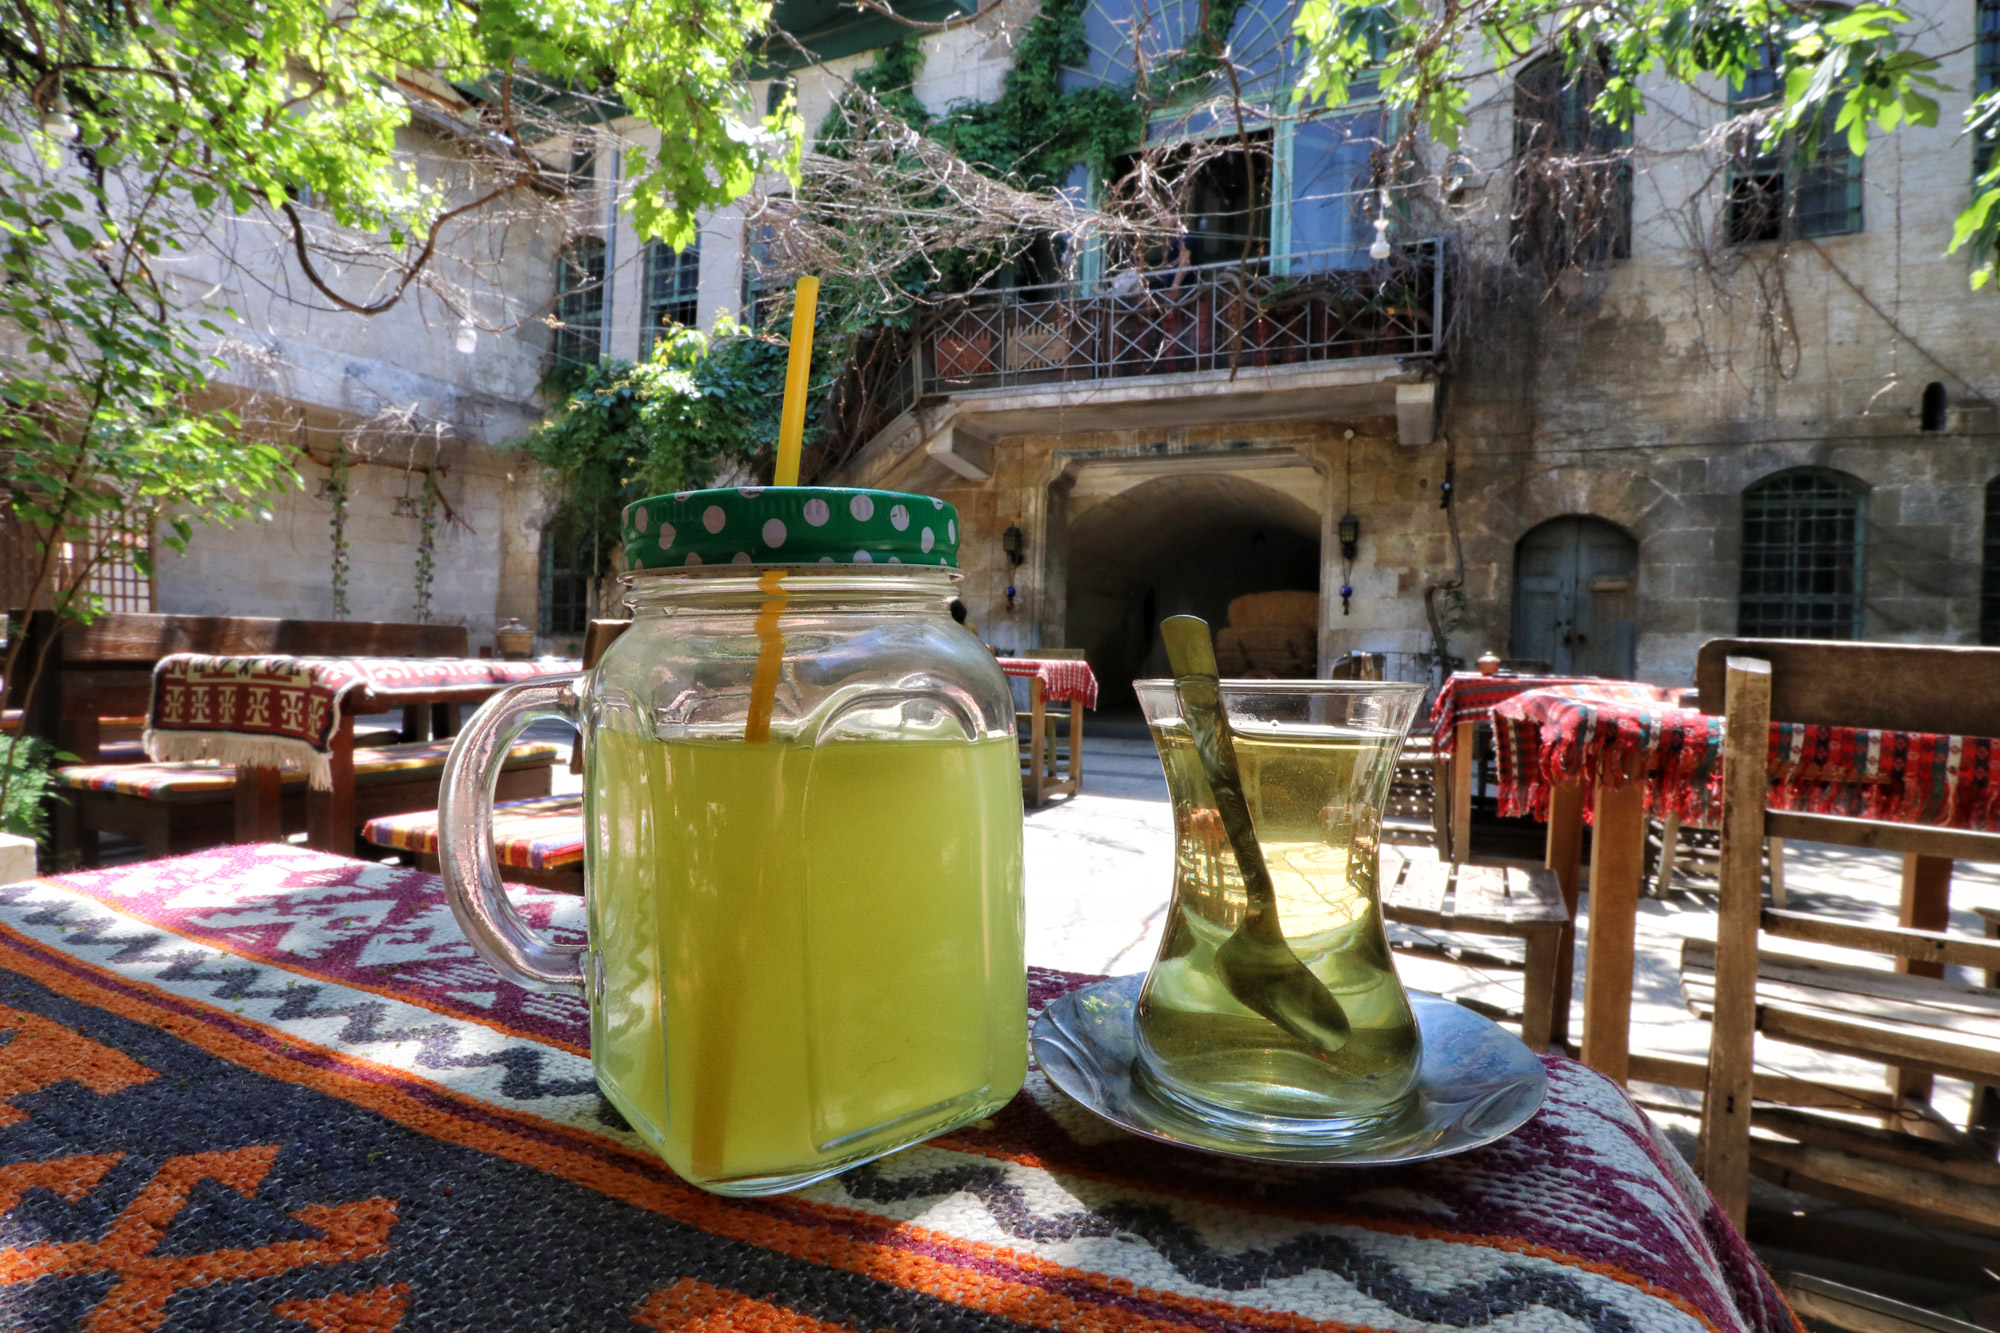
144, 730, 333, 790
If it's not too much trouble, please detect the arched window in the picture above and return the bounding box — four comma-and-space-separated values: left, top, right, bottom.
553, 237, 605, 369
1920, 381, 1948, 432
1739, 469, 1867, 639
1982, 476, 2000, 645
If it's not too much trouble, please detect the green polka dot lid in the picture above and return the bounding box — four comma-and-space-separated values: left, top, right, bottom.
622, 487, 961, 569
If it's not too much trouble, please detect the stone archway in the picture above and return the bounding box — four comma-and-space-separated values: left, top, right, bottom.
1064, 471, 1321, 711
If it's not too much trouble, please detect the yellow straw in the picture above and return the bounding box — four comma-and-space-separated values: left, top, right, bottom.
697, 278, 813, 1182
773, 276, 819, 487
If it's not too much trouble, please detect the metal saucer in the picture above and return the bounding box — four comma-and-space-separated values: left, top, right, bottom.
1031, 975, 1548, 1166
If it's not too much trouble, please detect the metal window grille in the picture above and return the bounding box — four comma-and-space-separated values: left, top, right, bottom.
539, 525, 595, 637
642, 240, 701, 354
1982, 476, 2000, 645
1739, 470, 1866, 639
553, 238, 606, 369
1726, 49, 1862, 242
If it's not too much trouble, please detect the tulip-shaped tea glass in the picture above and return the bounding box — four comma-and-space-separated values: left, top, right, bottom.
1132, 678, 1425, 1142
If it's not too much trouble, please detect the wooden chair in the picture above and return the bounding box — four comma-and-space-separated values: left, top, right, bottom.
1687, 641, 2000, 1233
1383, 730, 1440, 849
1015, 648, 1084, 807
1380, 845, 1571, 1050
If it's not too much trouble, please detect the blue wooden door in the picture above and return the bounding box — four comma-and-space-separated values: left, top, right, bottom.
1510, 517, 1637, 678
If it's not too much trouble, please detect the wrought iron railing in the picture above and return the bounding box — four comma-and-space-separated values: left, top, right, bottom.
916, 239, 1445, 396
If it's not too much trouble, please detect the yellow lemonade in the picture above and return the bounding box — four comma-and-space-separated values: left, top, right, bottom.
1136, 721, 1420, 1130
584, 726, 1026, 1193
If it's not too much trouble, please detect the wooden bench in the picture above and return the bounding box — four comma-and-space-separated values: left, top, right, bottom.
1379, 846, 1570, 1049
7, 612, 489, 863
362, 793, 584, 893
53, 740, 562, 864
362, 617, 625, 891
1687, 643, 2000, 1235
5, 611, 471, 762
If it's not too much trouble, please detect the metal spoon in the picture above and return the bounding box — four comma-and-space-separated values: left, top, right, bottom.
1161, 615, 1350, 1058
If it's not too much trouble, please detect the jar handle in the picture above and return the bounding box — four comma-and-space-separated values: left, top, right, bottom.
438, 675, 587, 995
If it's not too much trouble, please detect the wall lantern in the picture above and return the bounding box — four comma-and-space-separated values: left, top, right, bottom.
1337, 512, 1360, 562
1002, 524, 1025, 567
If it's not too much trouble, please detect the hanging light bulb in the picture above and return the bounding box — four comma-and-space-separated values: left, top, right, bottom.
455, 319, 477, 355
1369, 216, 1392, 262
40, 92, 79, 142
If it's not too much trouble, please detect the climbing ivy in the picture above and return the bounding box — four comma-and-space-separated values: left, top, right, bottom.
519, 323, 788, 560
327, 449, 352, 621
522, 0, 1263, 553
413, 469, 441, 623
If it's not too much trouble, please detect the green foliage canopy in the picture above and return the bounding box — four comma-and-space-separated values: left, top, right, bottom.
0, 0, 801, 819
522, 325, 789, 552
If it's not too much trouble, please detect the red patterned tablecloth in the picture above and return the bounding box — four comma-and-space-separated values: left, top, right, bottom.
997, 657, 1099, 709
1428, 673, 1668, 759
1492, 684, 2000, 832
145, 655, 577, 789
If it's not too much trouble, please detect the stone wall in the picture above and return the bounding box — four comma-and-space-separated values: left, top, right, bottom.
825, 0, 2000, 692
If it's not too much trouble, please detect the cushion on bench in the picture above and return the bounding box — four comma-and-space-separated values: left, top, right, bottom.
362, 794, 584, 870
55, 739, 563, 800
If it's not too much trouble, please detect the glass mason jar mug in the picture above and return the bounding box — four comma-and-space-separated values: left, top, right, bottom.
1132, 678, 1425, 1142
438, 487, 1027, 1197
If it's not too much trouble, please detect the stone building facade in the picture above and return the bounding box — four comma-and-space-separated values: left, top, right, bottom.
53, 0, 1993, 685
795, 0, 2000, 704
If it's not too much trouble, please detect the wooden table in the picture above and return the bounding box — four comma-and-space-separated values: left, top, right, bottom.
1427, 672, 1604, 863
144, 654, 577, 854
1490, 683, 2000, 1090
0, 843, 1801, 1333
997, 657, 1097, 808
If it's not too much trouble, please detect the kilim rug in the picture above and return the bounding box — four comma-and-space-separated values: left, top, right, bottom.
0, 845, 1796, 1333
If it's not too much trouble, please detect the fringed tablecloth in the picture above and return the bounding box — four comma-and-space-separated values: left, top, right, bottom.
1491, 684, 2000, 831
998, 658, 1099, 709
1427, 674, 1681, 759
0, 845, 1796, 1333
144, 655, 576, 789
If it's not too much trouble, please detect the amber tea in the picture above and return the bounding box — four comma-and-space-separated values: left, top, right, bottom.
1134, 699, 1421, 1137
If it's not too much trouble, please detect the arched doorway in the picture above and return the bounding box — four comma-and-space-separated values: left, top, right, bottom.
1511, 516, 1638, 678
1065, 472, 1320, 710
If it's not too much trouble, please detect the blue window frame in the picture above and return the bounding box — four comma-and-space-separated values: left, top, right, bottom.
1726, 49, 1862, 242
643, 240, 701, 353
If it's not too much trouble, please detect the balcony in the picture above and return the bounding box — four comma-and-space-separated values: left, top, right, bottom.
916, 239, 1444, 397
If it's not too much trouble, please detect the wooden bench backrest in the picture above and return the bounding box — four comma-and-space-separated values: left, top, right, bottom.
6, 611, 470, 755
1694, 638, 2000, 738
31, 612, 468, 664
